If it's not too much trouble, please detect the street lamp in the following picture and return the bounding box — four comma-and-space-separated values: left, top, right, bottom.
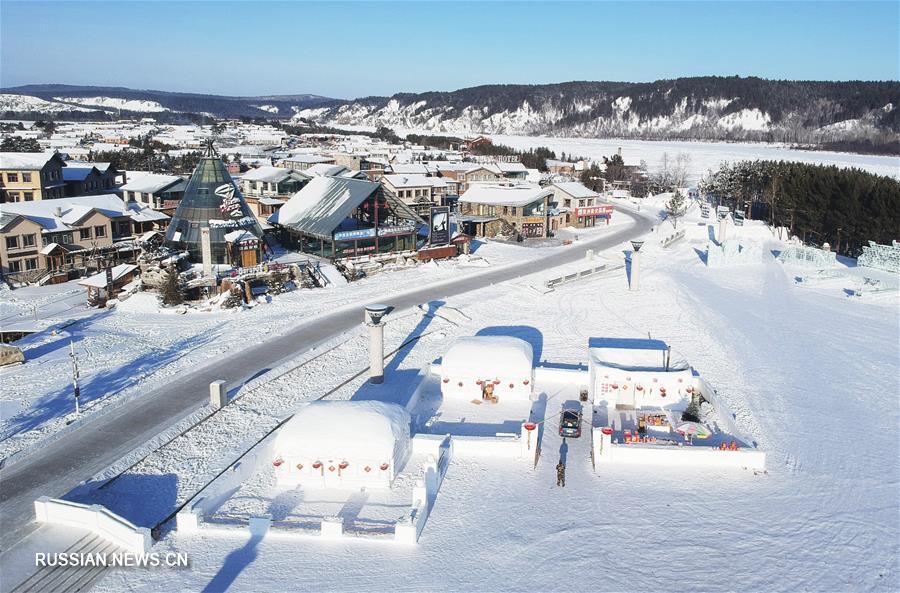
629, 241, 644, 291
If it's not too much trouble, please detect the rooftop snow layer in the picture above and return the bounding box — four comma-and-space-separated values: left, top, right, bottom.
459, 183, 553, 207
441, 336, 534, 379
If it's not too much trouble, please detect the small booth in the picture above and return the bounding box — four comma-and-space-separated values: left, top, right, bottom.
272, 401, 411, 490
440, 336, 535, 403
223, 230, 263, 269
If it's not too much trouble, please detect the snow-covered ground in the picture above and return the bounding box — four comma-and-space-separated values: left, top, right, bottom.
79, 199, 897, 592
0, 220, 628, 461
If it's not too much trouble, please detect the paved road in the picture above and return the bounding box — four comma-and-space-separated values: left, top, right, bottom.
0, 207, 654, 551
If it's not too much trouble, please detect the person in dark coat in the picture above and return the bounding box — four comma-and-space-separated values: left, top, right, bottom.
556, 461, 566, 487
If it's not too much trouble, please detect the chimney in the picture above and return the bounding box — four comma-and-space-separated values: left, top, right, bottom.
55, 206, 63, 217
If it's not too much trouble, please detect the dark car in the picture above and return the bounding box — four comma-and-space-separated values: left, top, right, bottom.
559, 409, 582, 438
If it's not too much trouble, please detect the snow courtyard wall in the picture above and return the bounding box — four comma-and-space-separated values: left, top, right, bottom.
272, 401, 411, 489
439, 336, 535, 402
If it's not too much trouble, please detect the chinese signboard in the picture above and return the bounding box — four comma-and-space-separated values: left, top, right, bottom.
334, 228, 377, 241
575, 205, 614, 217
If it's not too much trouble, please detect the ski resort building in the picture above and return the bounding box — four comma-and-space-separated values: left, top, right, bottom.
440, 336, 535, 402
164, 148, 265, 266
457, 183, 553, 239
269, 175, 424, 260
272, 401, 412, 489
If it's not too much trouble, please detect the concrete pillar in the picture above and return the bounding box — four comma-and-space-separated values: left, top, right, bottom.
200, 228, 212, 278
718, 216, 727, 244
209, 380, 227, 409
585, 249, 594, 261
365, 304, 389, 384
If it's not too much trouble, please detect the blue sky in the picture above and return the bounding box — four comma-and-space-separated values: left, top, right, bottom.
1, 1, 897, 99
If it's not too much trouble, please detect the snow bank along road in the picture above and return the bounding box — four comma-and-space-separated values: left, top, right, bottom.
0, 206, 653, 551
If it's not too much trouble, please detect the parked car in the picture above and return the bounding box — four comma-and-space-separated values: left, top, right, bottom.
559, 409, 582, 438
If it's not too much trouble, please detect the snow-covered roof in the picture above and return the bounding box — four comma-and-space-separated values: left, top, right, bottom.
459, 183, 553, 207
388, 163, 430, 175
241, 166, 303, 183
282, 153, 333, 164
0, 194, 168, 233
382, 174, 447, 189
496, 162, 528, 174
587, 337, 689, 372
303, 163, 350, 178
78, 263, 138, 288
274, 401, 411, 462
552, 182, 599, 199
120, 171, 184, 193
223, 229, 259, 243
258, 196, 286, 206
61, 166, 98, 182
0, 151, 63, 170
441, 336, 534, 379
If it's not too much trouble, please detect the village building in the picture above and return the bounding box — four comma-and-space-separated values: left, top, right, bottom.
380, 174, 449, 215
119, 172, 187, 212
457, 183, 553, 239
61, 161, 125, 197
279, 153, 335, 170
546, 159, 576, 175
550, 181, 612, 228
269, 175, 424, 260
239, 166, 310, 223
331, 153, 385, 179
0, 151, 67, 203
164, 149, 265, 267
440, 336, 535, 403
0, 194, 168, 283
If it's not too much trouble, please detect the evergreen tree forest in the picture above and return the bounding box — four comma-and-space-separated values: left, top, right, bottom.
699, 161, 900, 255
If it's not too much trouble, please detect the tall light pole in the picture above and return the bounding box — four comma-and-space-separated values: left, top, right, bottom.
69, 340, 81, 415
836, 227, 843, 255
630, 240, 644, 291
365, 304, 389, 384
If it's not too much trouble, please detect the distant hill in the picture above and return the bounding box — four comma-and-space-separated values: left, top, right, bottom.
294, 77, 900, 150
0, 84, 332, 121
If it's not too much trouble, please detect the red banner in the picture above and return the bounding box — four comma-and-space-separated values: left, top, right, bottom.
576, 205, 613, 216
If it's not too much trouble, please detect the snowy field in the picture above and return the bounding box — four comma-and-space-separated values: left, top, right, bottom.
0, 219, 628, 461
82, 199, 897, 592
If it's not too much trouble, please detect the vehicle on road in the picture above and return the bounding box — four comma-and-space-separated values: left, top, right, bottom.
559, 408, 582, 438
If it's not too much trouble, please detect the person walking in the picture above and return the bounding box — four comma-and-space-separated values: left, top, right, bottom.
556, 461, 566, 487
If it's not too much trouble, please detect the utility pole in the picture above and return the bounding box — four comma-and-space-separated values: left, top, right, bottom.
69, 340, 81, 415
836, 227, 843, 255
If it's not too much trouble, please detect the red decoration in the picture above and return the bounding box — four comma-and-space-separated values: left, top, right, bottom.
380, 463, 389, 471
312, 461, 322, 469
364, 466, 371, 473
328, 465, 336, 472
296, 463, 304, 470
476, 380, 483, 385
601, 427, 613, 436
442, 378, 449, 383
523, 380, 530, 385
273, 459, 284, 467
509, 383, 514, 388
493, 380, 500, 385
636, 385, 644, 391
458, 382, 463, 387
524, 422, 537, 431
622, 384, 629, 390
611, 383, 619, 389
339, 461, 349, 470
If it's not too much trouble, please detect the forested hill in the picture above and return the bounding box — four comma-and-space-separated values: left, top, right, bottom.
295, 77, 899, 150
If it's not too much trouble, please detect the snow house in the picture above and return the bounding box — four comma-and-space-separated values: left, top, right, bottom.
440, 336, 535, 403
272, 401, 411, 489
164, 144, 264, 266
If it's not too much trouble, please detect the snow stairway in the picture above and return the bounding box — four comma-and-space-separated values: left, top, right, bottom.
9, 533, 122, 593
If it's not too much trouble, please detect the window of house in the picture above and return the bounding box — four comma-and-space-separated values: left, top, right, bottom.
7, 173, 18, 183
22, 173, 31, 183
24, 192, 33, 201
8, 259, 22, 273
22, 234, 36, 247
62, 233, 73, 244
25, 258, 38, 271
5, 236, 19, 249
94, 225, 106, 238
7, 192, 19, 202
79, 228, 92, 240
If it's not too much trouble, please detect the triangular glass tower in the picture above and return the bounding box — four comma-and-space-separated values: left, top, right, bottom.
164, 144, 263, 264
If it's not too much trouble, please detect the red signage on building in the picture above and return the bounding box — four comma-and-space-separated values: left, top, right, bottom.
576, 205, 614, 216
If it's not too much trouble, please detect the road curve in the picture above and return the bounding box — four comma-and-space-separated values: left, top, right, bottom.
0, 206, 654, 550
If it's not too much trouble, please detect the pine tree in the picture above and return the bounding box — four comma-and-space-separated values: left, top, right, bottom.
160, 266, 183, 306
665, 190, 688, 229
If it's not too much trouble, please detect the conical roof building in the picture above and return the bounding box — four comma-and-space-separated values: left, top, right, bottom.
164, 146, 263, 264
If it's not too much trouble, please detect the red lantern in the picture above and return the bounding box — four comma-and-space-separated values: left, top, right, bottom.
509, 383, 514, 388
380, 463, 389, 471
442, 378, 449, 383
611, 383, 619, 389
339, 461, 349, 470
636, 385, 644, 391
273, 458, 284, 467
476, 380, 483, 385
660, 387, 667, 398
524, 422, 537, 431
493, 380, 500, 385
601, 427, 613, 436
312, 461, 322, 469
523, 380, 530, 385
296, 463, 304, 470
458, 382, 463, 387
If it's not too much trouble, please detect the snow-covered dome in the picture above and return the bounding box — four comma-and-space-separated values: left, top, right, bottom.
273, 401, 411, 489
441, 336, 534, 380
